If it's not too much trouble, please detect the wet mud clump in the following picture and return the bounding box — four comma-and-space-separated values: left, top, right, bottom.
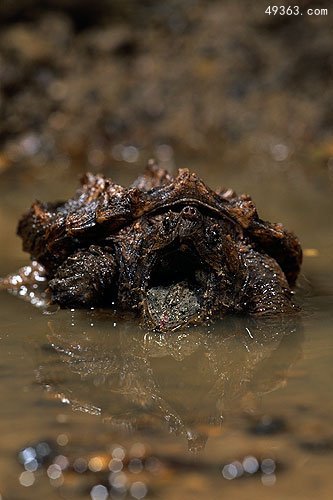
13, 162, 302, 330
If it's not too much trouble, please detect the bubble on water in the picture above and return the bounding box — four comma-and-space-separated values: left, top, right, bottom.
90, 484, 109, 500
128, 458, 143, 474
54, 455, 69, 470
242, 456, 259, 474
261, 473, 276, 486
129, 443, 146, 458
271, 143, 289, 162
24, 459, 38, 472
111, 446, 126, 460
19, 471, 35, 487
109, 458, 123, 473
130, 481, 148, 499
57, 433, 69, 445
20, 134, 41, 156
122, 145, 139, 163
47, 464, 62, 480
73, 457, 88, 473
89, 456, 104, 472
261, 458, 276, 475
109, 471, 127, 490
222, 463, 237, 480
36, 442, 51, 458
19, 447, 36, 465
222, 461, 243, 480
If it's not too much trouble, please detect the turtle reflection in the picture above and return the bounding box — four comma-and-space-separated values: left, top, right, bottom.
36, 313, 303, 452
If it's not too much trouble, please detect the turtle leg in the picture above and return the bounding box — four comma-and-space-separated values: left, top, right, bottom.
49, 245, 117, 308
247, 220, 302, 287
239, 250, 298, 315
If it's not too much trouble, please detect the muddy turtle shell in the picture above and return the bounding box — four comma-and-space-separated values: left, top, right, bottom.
17, 163, 302, 285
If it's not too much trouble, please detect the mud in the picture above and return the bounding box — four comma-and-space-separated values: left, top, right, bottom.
1, 0, 333, 182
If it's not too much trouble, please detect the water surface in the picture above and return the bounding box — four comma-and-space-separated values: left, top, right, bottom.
0, 158, 332, 499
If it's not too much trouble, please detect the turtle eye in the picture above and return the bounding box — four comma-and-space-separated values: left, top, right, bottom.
162, 217, 171, 231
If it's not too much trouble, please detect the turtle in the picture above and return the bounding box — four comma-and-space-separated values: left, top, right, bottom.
15, 160, 302, 330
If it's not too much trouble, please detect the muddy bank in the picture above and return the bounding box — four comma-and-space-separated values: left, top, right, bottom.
1, 0, 333, 182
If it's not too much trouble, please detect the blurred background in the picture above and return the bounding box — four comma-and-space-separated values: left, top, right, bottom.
1, 0, 333, 180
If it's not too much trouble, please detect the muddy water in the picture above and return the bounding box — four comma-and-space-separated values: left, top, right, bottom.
0, 157, 333, 500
